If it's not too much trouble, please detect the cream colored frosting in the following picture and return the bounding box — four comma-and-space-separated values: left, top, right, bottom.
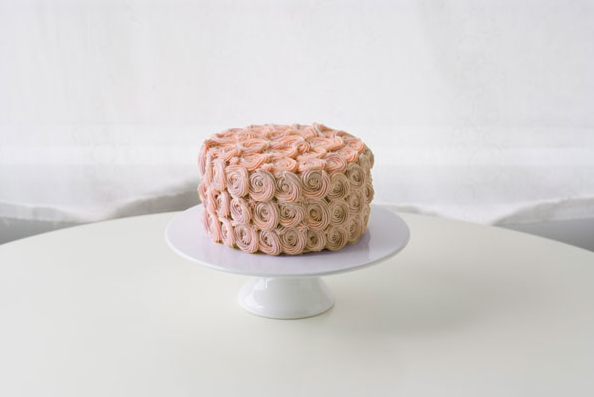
198, 123, 374, 255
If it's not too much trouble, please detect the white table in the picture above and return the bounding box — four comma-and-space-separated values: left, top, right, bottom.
1, 211, 593, 396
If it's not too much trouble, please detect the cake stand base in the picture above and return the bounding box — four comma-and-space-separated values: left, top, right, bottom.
238, 277, 334, 319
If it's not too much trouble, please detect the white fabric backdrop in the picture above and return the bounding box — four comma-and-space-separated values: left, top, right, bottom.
1, 0, 593, 225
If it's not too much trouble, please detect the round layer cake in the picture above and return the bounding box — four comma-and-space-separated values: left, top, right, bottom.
197, 123, 374, 255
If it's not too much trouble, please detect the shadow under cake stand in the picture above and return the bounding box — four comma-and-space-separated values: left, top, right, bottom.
165, 204, 410, 319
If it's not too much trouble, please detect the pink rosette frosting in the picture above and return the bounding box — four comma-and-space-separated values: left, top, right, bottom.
248, 169, 276, 202
275, 171, 302, 202
346, 191, 365, 214
337, 146, 359, 163
270, 134, 305, 150
239, 153, 269, 172
357, 154, 371, 174
203, 151, 214, 184
346, 163, 366, 191
301, 169, 330, 199
298, 157, 326, 173
225, 164, 249, 197
268, 157, 298, 174
305, 228, 326, 252
197, 181, 208, 203
238, 138, 269, 154
328, 199, 350, 226
278, 202, 306, 227
211, 158, 226, 191
324, 153, 347, 172
234, 224, 259, 253
252, 201, 279, 230
325, 225, 348, 251
215, 190, 231, 218
344, 137, 365, 154
204, 210, 222, 243
205, 188, 217, 214
304, 199, 330, 230
197, 123, 373, 255
258, 230, 282, 256
327, 172, 351, 200
362, 205, 371, 228
230, 197, 251, 224
220, 218, 236, 247
363, 180, 374, 204
279, 227, 307, 255
346, 215, 363, 244
213, 144, 241, 162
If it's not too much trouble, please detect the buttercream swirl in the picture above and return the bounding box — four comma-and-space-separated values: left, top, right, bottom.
301, 169, 330, 199
344, 137, 365, 154
225, 164, 249, 197
329, 199, 350, 226
304, 199, 330, 230
258, 230, 282, 256
230, 197, 251, 224
324, 153, 347, 172
325, 225, 348, 251
234, 224, 259, 253
215, 190, 231, 218
268, 157, 298, 174
347, 191, 365, 214
298, 157, 326, 173
220, 217, 236, 247
305, 228, 326, 252
327, 172, 350, 200
346, 215, 363, 244
238, 138, 269, 154
203, 151, 214, 184
278, 202, 306, 227
240, 153, 269, 172
204, 210, 222, 243
212, 158, 226, 191
205, 187, 217, 214
346, 163, 366, 191
279, 226, 307, 255
248, 169, 276, 202
363, 180, 374, 204
197, 123, 373, 255
252, 201, 279, 230
275, 171, 302, 202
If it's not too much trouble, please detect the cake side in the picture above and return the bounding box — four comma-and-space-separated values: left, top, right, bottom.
198, 123, 374, 255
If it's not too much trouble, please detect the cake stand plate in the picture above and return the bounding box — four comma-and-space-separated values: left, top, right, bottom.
165, 204, 410, 319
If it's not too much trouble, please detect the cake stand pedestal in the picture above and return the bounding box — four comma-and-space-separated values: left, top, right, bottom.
166, 204, 409, 319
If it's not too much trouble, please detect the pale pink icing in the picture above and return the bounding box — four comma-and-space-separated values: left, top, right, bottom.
234, 224, 258, 253
278, 202, 306, 227
252, 201, 279, 230
220, 218, 235, 247
305, 228, 326, 252
230, 197, 251, 224
304, 199, 330, 230
325, 225, 348, 251
278, 226, 307, 255
197, 123, 373, 255
248, 169, 276, 202
301, 169, 330, 199
258, 230, 282, 256
215, 191, 231, 218
225, 165, 249, 197
275, 171, 302, 202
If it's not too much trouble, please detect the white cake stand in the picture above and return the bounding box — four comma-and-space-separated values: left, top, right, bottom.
165, 204, 410, 319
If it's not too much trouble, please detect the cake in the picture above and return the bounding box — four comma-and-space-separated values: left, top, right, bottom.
197, 123, 374, 255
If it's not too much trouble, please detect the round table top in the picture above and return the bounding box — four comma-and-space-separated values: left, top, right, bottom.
1, 210, 593, 396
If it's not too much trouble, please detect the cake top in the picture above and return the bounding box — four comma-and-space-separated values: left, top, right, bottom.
198, 123, 372, 177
